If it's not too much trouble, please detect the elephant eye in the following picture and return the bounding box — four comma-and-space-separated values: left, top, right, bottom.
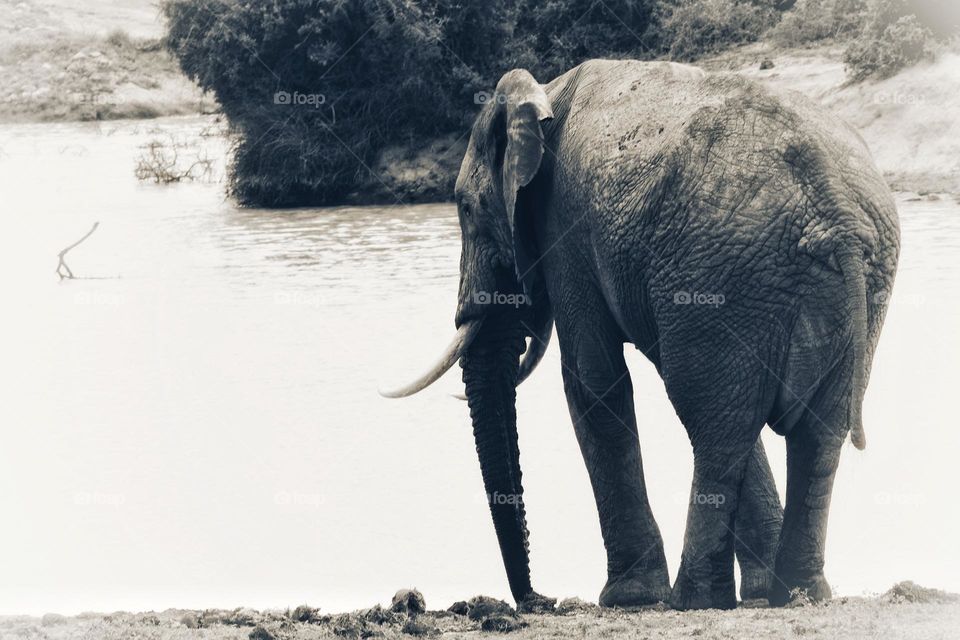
460, 199, 476, 223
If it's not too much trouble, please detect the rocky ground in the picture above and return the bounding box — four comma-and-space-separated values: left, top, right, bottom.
3, 583, 958, 640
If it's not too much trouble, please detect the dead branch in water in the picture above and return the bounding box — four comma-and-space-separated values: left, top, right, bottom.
56, 222, 99, 280
134, 135, 214, 184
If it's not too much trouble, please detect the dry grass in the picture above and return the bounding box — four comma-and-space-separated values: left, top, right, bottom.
0, 28, 210, 123
4, 586, 958, 640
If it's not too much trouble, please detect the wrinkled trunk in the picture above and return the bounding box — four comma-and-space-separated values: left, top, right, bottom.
460, 310, 531, 603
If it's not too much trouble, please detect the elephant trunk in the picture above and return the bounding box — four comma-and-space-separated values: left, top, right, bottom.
461, 311, 532, 603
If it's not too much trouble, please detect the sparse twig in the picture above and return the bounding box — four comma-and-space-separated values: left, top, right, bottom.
134, 135, 214, 183
56, 222, 100, 280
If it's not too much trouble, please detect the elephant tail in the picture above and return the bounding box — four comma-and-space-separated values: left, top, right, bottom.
837, 248, 868, 450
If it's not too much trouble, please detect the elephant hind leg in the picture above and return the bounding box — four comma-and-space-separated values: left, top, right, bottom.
669, 420, 762, 611
734, 437, 784, 602
659, 322, 775, 610
769, 375, 850, 606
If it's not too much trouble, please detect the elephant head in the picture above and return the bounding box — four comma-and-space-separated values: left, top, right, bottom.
381, 69, 554, 605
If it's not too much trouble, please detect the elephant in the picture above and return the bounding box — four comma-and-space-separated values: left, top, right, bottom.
382, 59, 900, 611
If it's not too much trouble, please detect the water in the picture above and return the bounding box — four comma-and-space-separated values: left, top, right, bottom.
1, 117, 958, 615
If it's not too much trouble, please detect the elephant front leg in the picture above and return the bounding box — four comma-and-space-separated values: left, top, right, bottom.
559, 332, 671, 608
735, 437, 784, 602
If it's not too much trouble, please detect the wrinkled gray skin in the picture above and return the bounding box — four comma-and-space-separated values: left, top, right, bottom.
448, 60, 899, 611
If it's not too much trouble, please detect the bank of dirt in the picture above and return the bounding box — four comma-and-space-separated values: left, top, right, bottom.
5, 584, 958, 640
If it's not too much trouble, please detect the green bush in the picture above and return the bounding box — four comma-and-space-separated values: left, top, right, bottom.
843, 0, 934, 80
658, 0, 777, 61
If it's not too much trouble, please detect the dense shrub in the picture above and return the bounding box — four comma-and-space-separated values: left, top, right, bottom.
769, 0, 868, 46
843, 0, 934, 80
658, 0, 777, 60
515, 0, 659, 78
163, 0, 469, 205
162, 0, 672, 206
165, 0, 909, 206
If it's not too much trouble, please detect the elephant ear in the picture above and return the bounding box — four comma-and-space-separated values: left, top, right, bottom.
496, 70, 553, 292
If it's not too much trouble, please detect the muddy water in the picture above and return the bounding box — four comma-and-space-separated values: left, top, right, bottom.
1, 117, 958, 614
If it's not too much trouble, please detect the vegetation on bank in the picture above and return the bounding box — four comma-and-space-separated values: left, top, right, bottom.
0, 29, 209, 123
159, 0, 959, 207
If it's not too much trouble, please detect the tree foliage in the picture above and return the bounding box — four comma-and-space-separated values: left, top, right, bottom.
161, 0, 955, 206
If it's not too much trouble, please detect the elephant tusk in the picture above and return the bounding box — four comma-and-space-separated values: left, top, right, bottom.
379, 320, 484, 398
451, 319, 553, 402
517, 318, 552, 386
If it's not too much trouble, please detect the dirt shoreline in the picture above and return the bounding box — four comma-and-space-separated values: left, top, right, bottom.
5, 588, 959, 640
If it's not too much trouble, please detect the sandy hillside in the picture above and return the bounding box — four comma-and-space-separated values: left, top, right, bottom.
703, 42, 960, 194
0, 0, 209, 122
1, 0, 164, 39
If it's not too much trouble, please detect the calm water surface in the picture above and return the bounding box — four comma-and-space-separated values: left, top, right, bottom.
1, 117, 958, 614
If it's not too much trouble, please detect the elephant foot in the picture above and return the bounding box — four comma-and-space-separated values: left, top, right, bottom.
599, 567, 671, 608
739, 567, 774, 602
517, 591, 556, 614
768, 571, 832, 607
669, 567, 737, 611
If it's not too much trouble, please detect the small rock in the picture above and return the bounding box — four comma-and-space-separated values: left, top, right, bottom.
291, 604, 320, 623
180, 612, 201, 628
225, 607, 259, 626
248, 625, 275, 640
759, 58, 775, 70
391, 589, 427, 615
884, 581, 958, 604
555, 597, 599, 615
517, 592, 556, 614
401, 618, 440, 636
447, 601, 470, 616
202, 608, 232, 626
41, 613, 68, 627
466, 596, 515, 621
359, 604, 404, 626
481, 616, 525, 633
330, 613, 366, 637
